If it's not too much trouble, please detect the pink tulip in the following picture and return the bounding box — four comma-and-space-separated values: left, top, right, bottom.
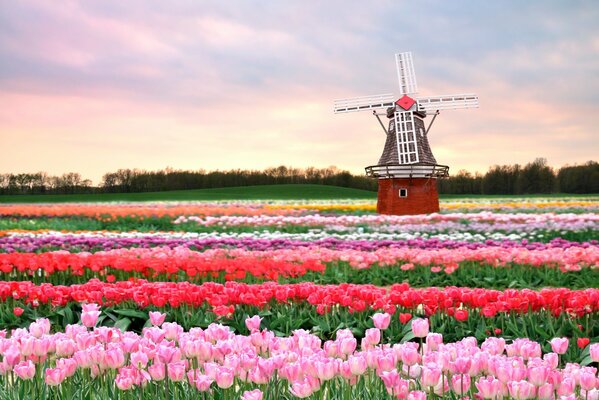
167, 361, 186, 382
315, 359, 337, 381
290, 378, 315, 398
130, 350, 149, 368
29, 321, 46, 338
543, 352, 559, 369
55, 338, 76, 357
56, 358, 77, 378
451, 374, 471, 395
348, 354, 367, 375
537, 383, 554, 400
81, 303, 100, 313
104, 347, 125, 369
452, 356, 471, 374
33, 338, 50, 357
400, 346, 420, 366
590, 343, 599, 362
426, 333, 443, 351
364, 328, 381, 346
3, 346, 21, 367
45, 368, 65, 386
549, 337, 569, 354
215, 367, 234, 389
195, 374, 214, 391
20, 337, 34, 357
376, 353, 396, 372
157, 344, 177, 364
241, 389, 263, 400
115, 375, 134, 390
584, 389, 599, 400
245, 315, 262, 332
144, 327, 166, 344
380, 369, 400, 391
339, 337, 357, 355
13, 360, 35, 380
408, 390, 427, 400
411, 318, 429, 338
148, 362, 165, 381
508, 380, 536, 399
528, 365, 550, 386
475, 376, 501, 399
372, 313, 391, 330
580, 371, 597, 391
421, 365, 441, 387
149, 311, 166, 327
81, 310, 100, 328
558, 377, 576, 396
162, 322, 183, 341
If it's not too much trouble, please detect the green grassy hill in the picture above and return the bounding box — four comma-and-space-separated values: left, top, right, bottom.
0, 184, 377, 203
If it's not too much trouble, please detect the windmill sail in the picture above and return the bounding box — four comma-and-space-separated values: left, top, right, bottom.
333, 94, 395, 114
395, 52, 418, 96
416, 94, 478, 113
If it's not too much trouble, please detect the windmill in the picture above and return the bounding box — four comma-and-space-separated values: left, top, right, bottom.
333, 52, 479, 215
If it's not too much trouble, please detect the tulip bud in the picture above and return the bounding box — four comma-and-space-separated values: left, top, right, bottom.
372, 313, 391, 330
411, 318, 429, 338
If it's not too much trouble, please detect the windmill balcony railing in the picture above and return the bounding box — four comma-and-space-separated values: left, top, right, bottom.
365, 163, 449, 179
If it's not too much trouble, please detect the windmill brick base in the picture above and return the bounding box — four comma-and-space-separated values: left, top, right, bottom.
376, 178, 440, 215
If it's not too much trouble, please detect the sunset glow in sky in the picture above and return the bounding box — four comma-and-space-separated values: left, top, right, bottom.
1, 1, 598, 183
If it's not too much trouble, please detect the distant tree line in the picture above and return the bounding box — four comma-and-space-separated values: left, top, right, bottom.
100, 166, 376, 193
438, 159, 598, 195
0, 172, 93, 195
0, 159, 597, 196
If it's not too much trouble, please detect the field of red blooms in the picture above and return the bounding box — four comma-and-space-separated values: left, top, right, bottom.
0, 198, 597, 399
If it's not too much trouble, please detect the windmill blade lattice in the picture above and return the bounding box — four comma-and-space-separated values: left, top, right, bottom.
416, 94, 479, 113
333, 94, 395, 114
395, 52, 418, 96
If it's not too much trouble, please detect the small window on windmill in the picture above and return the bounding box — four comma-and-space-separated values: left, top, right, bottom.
399, 188, 408, 197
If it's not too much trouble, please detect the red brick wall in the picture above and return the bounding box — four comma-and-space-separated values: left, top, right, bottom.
376, 178, 440, 215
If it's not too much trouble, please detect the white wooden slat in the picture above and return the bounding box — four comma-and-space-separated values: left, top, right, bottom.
333, 93, 395, 114
416, 94, 479, 112
395, 52, 418, 96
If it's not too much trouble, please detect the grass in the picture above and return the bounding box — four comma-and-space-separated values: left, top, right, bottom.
0, 184, 377, 203
0, 184, 595, 203
440, 193, 597, 199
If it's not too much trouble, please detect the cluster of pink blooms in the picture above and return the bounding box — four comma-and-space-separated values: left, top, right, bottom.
1, 309, 598, 399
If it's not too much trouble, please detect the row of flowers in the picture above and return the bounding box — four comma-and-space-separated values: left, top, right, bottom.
0, 231, 594, 253
1, 198, 597, 218
0, 311, 598, 399
2, 280, 598, 317
0, 203, 309, 219
2, 228, 593, 244
0, 246, 594, 281
173, 212, 599, 229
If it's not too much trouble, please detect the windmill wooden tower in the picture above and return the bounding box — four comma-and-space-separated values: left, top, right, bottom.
334, 51, 479, 215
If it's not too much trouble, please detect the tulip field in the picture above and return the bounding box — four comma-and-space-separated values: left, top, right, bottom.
0, 196, 597, 399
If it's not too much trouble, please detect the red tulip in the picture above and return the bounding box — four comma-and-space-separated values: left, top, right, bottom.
454, 309, 469, 322
577, 337, 590, 349
399, 313, 412, 324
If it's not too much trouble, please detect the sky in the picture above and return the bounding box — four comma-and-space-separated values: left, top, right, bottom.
0, 1, 598, 184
